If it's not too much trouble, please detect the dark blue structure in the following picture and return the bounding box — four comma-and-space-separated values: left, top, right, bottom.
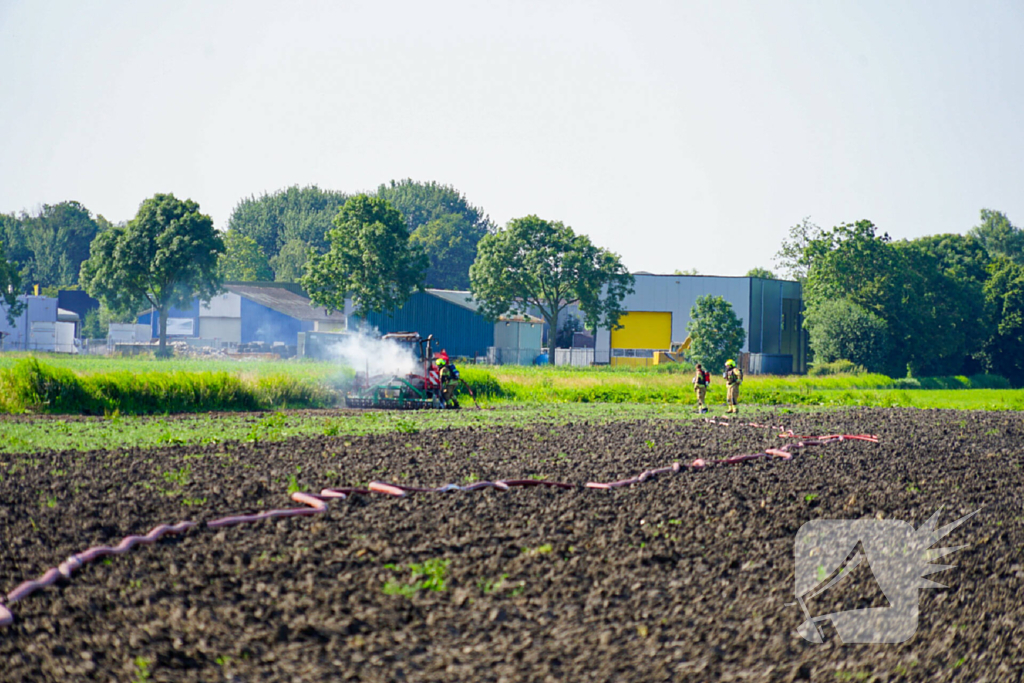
239, 296, 312, 344
57, 290, 99, 322
363, 290, 495, 359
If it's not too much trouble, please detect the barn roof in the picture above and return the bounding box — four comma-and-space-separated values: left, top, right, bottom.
224, 283, 347, 322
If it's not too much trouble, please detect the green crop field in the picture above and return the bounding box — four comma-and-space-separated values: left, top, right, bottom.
0, 352, 1021, 424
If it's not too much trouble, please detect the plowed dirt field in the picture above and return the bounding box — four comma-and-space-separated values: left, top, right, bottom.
1, 408, 1020, 681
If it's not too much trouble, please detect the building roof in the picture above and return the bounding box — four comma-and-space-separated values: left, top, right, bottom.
225, 284, 347, 322
425, 289, 542, 323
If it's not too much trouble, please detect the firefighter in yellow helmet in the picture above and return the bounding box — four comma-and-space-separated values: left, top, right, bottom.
723, 359, 743, 413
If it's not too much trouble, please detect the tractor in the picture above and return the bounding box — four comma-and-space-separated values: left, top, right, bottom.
344, 332, 454, 410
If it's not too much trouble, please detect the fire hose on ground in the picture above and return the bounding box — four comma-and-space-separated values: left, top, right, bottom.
0, 425, 878, 629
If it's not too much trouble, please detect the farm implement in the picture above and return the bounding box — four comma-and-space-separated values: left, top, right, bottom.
344, 332, 470, 410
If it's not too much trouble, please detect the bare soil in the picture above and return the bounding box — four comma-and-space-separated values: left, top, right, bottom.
0, 408, 1020, 681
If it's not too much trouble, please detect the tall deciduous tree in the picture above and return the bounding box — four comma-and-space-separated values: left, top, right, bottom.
218, 230, 273, 281
981, 257, 1024, 386
745, 267, 776, 279
686, 295, 745, 373
226, 185, 349, 277
1, 201, 106, 288
0, 235, 24, 324
376, 179, 494, 289
80, 194, 224, 356
969, 209, 1024, 264
803, 298, 889, 373
302, 195, 428, 317
469, 215, 633, 361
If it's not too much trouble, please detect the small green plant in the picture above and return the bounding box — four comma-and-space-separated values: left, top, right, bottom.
215, 655, 232, 666
523, 544, 553, 555
287, 474, 305, 494
479, 573, 509, 594
247, 412, 287, 444
162, 463, 191, 487
132, 656, 152, 682
323, 421, 342, 436
804, 493, 818, 502
952, 656, 967, 669
393, 418, 419, 434
463, 472, 480, 484
382, 558, 451, 597
45, 496, 57, 508
181, 497, 207, 507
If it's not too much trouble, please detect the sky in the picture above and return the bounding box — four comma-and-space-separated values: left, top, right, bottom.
1, 0, 1022, 277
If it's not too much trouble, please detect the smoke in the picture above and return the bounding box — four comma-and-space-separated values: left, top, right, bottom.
327, 330, 419, 378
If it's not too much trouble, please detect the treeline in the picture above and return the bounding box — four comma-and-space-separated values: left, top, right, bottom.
0, 180, 494, 293
0, 201, 112, 291
221, 180, 493, 289
780, 209, 1024, 384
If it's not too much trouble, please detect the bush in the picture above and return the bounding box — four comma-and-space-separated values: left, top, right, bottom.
805, 298, 890, 374
807, 359, 868, 376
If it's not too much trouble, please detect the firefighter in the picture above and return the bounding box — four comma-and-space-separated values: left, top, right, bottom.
724, 359, 742, 413
435, 356, 460, 409
692, 363, 709, 413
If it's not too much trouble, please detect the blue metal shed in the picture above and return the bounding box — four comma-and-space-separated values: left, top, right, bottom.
363, 290, 495, 359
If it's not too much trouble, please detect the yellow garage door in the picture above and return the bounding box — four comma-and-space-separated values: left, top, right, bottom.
611, 311, 672, 350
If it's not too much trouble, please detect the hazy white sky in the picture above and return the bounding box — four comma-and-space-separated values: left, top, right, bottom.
1, 0, 1022, 276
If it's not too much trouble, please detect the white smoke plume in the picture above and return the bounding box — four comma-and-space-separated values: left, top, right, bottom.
327, 330, 419, 378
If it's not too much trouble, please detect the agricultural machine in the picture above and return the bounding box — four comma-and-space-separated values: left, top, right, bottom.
344, 332, 459, 410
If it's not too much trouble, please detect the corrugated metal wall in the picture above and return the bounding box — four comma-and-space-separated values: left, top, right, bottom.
240, 298, 312, 345
363, 291, 494, 359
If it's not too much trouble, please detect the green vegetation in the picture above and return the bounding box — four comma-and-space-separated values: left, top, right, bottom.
382, 558, 451, 597
686, 295, 745, 372
469, 214, 633, 362
0, 358, 338, 414
303, 194, 428, 317
79, 193, 224, 355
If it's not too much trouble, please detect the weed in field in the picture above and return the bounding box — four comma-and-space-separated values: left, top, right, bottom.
382, 558, 451, 596
162, 464, 192, 487
286, 474, 305, 494
804, 494, 818, 503
393, 418, 419, 434
479, 573, 509, 594
523, 544, 553, 555
132, 656, 152, 682
181, 497, 207, 507
463, 473, 479, 484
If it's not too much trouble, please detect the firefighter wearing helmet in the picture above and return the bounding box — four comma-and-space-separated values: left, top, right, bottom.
723, 359, 742, 413
435, 352, 459, 409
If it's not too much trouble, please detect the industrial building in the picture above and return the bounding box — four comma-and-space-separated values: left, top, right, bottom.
591, 274, 807, 373
137, 283, 347, 350
0, 295, 80, 353
363, 289, 543, 363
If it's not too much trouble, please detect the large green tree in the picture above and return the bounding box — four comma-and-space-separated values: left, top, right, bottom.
469, 215, 633, 361
1, 201, 107, 288
376, 179, 494, 289
80, 194, 224, 356
218, 230, 273, 281
302, 195, 428, 317
981, 257, 1024, 386
686, 295, 745, 373
226, 185, 348, 279
804, 297, 889, 373
969, 209, 1024, 264
0, 235, 24, 325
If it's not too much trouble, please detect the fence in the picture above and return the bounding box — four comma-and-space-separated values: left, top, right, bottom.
554, 348, 595, 367
486, 347, 542, 365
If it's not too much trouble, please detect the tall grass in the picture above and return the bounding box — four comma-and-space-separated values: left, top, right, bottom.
0, 359, 336, 414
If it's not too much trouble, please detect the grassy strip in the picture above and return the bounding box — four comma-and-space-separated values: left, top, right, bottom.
0, 403, 804, 454
0, 358, 338, 414
458, 367, 1015, 406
